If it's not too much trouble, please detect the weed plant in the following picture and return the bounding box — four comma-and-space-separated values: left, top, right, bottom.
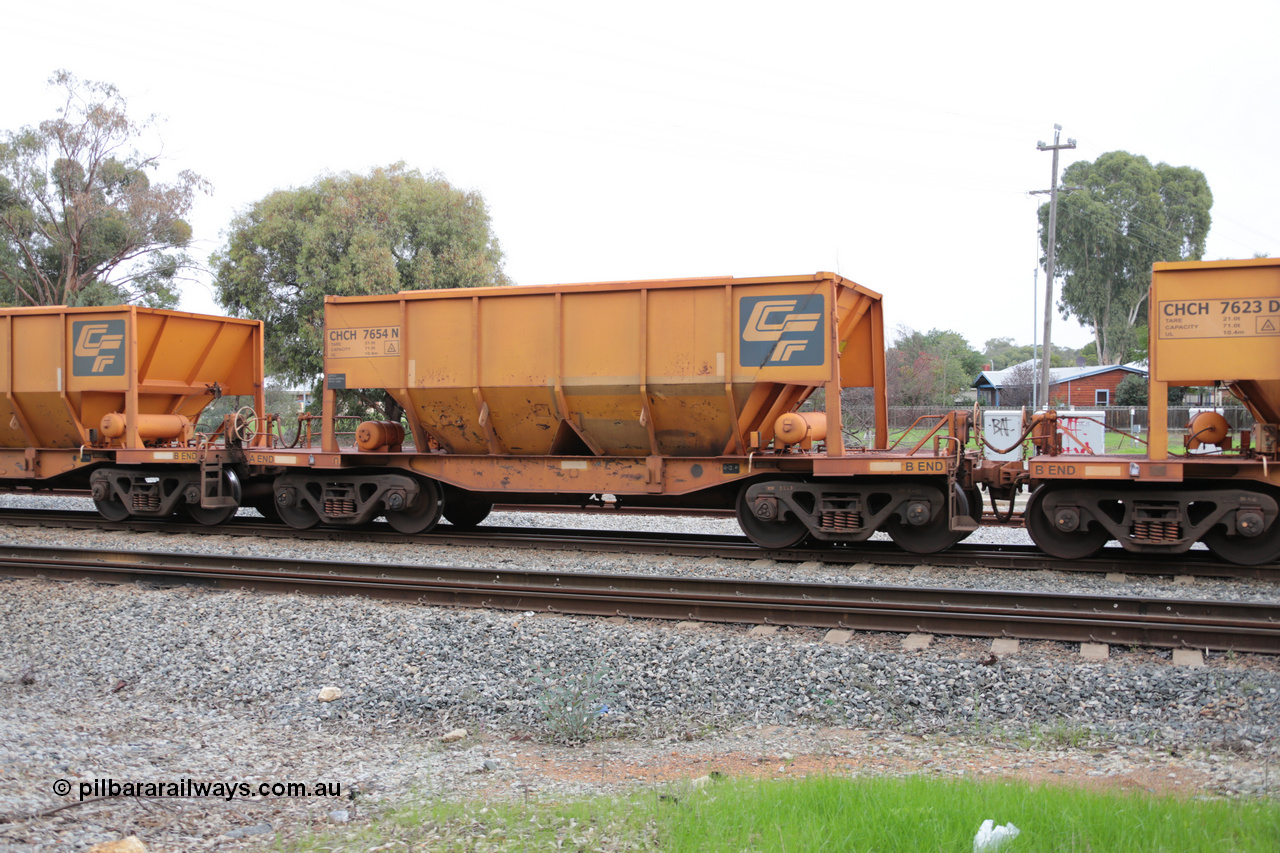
533, 665, 612, 744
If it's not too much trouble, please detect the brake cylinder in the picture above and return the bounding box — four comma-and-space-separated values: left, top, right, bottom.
99, 413, 193, 442
1186, 410, 1229, 450
774, 412, 827, 446
355, 420, 406, 451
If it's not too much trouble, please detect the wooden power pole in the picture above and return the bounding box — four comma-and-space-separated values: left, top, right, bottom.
1032, 125, 1076, 409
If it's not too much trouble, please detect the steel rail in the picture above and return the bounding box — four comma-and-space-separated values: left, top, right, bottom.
0, 507, 1274, 580
3, 545, 1277, 653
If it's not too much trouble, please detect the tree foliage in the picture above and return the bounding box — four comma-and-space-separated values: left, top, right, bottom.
1114, 373, 1148, 406
0, 70, 209, 308
887, 326, 983, 406
1113, 374, 1192, 407
211, 163, 510, 398
981, 337, 1036, 371
982, 337, 1096, 372
1040, 151, 1211, 365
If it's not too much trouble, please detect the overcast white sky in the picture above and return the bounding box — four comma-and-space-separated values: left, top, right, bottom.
5, 0, 1278, 354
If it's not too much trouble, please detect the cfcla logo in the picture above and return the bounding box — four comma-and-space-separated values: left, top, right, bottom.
739, 295, 824, 367
71, 320, 126, 376
743, 301, 821, 340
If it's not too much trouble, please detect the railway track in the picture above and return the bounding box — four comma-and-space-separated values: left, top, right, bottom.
2, 544, 1277, 653
0, 506, 1274, 580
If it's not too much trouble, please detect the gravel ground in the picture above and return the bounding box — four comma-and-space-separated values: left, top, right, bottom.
0, 495, 1278, 851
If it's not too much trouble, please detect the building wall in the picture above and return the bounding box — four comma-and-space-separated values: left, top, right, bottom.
1049, 369, 1134, 407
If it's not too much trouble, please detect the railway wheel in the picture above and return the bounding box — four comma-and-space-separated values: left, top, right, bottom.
275, 485, 321, 530
1201, 514, 1280, 567
387, 479, 444, 534
185, 470, 242, 526
93, 495, 130, 522
1024, 485, 1110, 560
955, 486, 985, 542
89, 475, 130, 521
736, 482, 810, 549
443, 487, 493, 528
883, 485, 969, 554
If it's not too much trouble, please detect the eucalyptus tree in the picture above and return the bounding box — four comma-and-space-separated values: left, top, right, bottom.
211, 163, 509, 417
1038, 151, 1211, 365
0, 70, 209, 307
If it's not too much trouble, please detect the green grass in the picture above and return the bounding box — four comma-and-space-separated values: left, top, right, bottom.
280, 774, 1280, 852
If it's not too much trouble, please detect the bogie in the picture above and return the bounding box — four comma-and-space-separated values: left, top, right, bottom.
735, 478, 971, 555
1023, 483, 1279, 563
272, 472, 445, 534
89, 467, 242, 525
